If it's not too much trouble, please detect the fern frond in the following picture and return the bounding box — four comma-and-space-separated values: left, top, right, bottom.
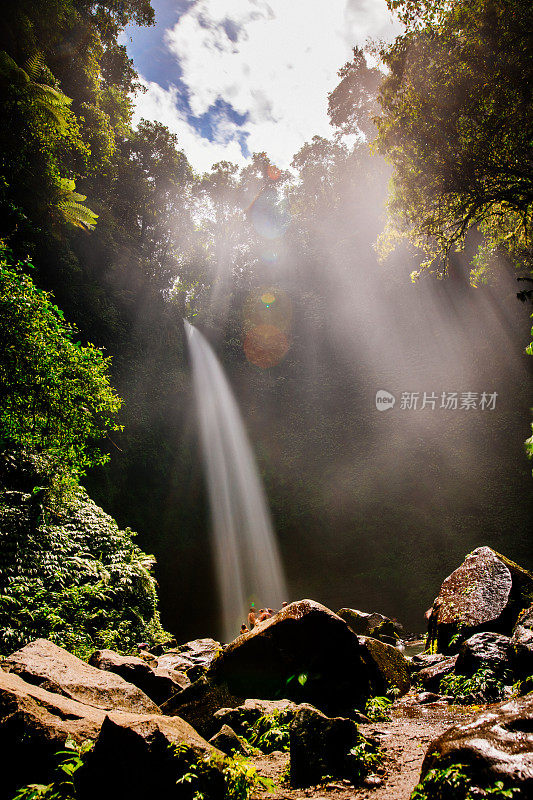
23, 51, 45, 81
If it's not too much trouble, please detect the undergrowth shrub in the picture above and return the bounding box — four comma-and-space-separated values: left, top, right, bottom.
411, 762, 519, 800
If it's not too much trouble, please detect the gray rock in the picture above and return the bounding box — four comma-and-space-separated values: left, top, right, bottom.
161, 676, 244, 739
410, 653, 448, 672
2, 639, 160, 714
426, 547, 533, 654
455, 632, 511, 677
89, 649, 187, 705
417, 655, 458, 692
289, 704, 360, 787
208, 724, 250, 756
420, 694, 533, 795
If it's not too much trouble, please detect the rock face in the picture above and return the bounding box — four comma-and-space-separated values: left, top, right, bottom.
455, 632, 511, 677
2, 639, 160, 714
209, 600, 376, 715
0, 670, 221, 800
357, 636, 410, 695
88, 649, 188, 705
337, 608, 403, 644
289, 704, 360, 787
417, 656, 458, 693
426, 547, 533, 654
420, 694, 533, 795
78, 713, 224, 800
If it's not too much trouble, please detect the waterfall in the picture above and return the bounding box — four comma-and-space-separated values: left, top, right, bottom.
185, 320, 287, 641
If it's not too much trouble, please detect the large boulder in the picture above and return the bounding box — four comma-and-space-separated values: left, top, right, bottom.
426, 547, 533, 654
88, 649, 188, 705
78, 713, 224, 800
208, 599, 377, 715
0, 670, 221, 800
2, 639, 160, 714
420, 694, 533, 795
337, 608, 404, 644
208, 724, 250, 756
289, 704, 360, 787
455, 632, 512, 677
357, 635, 410, 695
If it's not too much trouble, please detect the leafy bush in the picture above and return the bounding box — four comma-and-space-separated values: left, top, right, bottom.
365, 695, 393, 721
12, 739, 94, 800
411, 762, 519, 800
439, 667, 510, 705
0, 248, 121, 492
241, 709, 290, 753
348, 734, 383, 781
0, 465, 169, 657
174, 743, 274, 800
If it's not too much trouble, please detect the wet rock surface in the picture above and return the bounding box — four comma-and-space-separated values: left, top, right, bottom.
358, 635, 411, 696
2, 639, 160, 714
420, 694, 533, 794
426, 546, 533, 653
455, 631, 512, 677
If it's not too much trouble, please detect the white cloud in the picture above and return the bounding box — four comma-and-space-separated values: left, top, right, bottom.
132, 0, 399, 173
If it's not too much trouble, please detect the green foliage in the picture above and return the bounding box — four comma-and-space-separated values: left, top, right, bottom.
0, 248, 121, 488
241, 710, 291, 753
12, 738, 94, 800
0, 470, 169, 657
348, 734, 383, 780
376, 0, 533, 280
439, 667, 510, 704
173, 743, 274, 800
365, 695, 393, 721
410, 762, 519, 800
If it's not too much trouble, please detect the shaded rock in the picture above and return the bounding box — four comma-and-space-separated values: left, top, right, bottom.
0, 670, 219, 800
157, 638, 222, 680
208, 724, 250, 756
214, 698, 301, 735
161, 676, 245, 739
455, 632, 511, 677
420, 694, 533, 795
357, 635, 410, 695
289, 704, 360, 787
88, 649, 187, 705
209, 599, 376, 715
2, 639, 160, 714
409, 653, 448, 672
511, 604, 533, 678
337, 608, 402, 643
417, 656, 458, 693
426, 547, 533, 654
78, 712, 224, 800
417, 691, 443, 704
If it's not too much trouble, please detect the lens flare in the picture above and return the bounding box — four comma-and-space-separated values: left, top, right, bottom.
261, 292, 276, 306
249, 187, 291, 240
244, 324, 289, 369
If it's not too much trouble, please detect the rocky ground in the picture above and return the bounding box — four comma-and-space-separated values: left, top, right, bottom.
252, 696, 478, 800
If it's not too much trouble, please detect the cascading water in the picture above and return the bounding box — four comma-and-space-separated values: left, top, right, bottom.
185, 320, 287, 641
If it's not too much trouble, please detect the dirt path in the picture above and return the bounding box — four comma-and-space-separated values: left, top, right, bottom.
252, 694, 479, 800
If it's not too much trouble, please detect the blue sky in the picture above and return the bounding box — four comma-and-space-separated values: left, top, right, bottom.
124, 1, 399, 173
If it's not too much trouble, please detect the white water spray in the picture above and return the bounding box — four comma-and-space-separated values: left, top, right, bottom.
185, 320, 287, 641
